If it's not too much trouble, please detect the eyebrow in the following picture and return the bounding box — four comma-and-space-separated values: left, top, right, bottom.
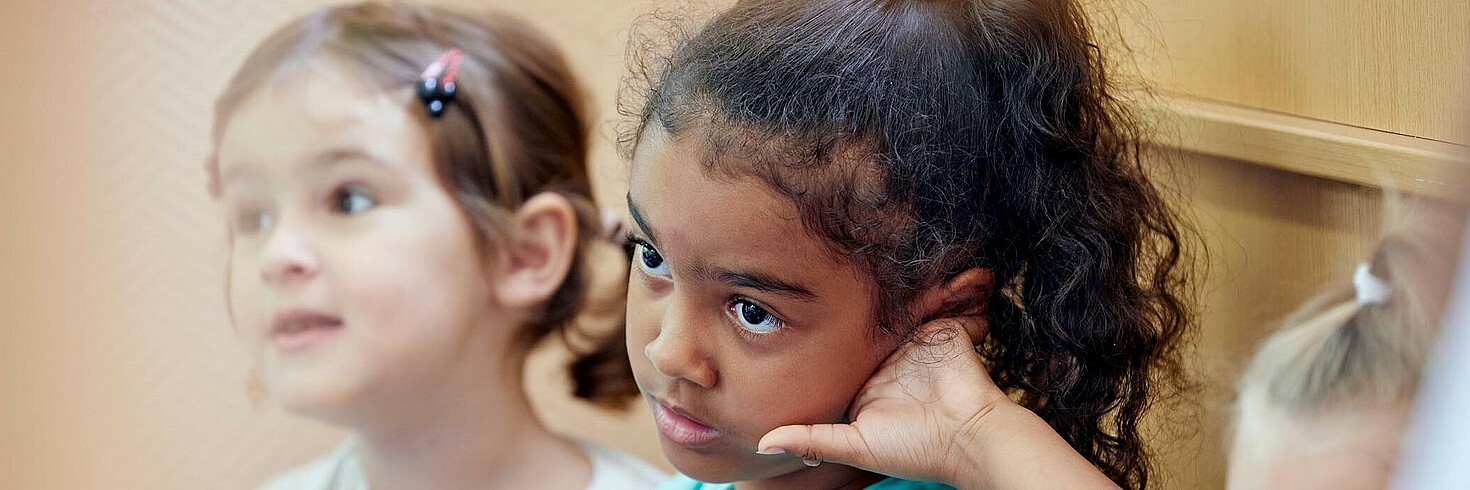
218, 148, 398, 190
306, 148, 401, 176
627, 193, 659, 244
628, 194, 816, 300
713, 268, 817, 300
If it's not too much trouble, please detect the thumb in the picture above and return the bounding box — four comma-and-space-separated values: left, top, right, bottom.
758, 423, 873, 468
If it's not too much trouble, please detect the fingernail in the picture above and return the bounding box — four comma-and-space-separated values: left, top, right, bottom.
802, 457, 821, 467
755, 447, 786, 455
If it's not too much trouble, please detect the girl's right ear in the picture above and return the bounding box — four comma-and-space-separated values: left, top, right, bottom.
912, 268, 993, 344
489, 193, 580, 309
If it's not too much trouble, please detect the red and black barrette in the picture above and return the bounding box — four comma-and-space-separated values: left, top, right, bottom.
416, 48, 463, 118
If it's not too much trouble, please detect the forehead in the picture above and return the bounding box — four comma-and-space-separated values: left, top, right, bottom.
215, 58, 421, 176
629, 129, 870, 300
1231, 405, 1408, 490
1258, 447, 1397, 489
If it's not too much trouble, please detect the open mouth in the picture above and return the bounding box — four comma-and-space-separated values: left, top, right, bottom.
651, 396, 723, 448
270, 308, 343, 352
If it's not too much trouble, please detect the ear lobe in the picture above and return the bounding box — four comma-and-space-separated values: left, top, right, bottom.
913, 268, 994, 343
492, 192, 579, 309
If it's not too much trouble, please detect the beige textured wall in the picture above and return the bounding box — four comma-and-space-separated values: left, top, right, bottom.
0, 1, 1461, 489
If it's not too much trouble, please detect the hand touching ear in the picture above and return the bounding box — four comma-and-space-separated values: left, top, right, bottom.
756, 316, 998, 483
757, 269, 1116, 489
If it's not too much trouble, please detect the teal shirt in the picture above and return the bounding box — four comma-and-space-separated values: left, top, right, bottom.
658, 473, 955, 490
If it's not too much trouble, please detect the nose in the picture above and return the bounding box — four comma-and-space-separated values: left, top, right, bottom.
258, 217, 320, 287
643, 298, 717, 389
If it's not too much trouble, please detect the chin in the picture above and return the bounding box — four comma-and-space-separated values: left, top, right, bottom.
663, 442, 794, 483
264, 364, 364, 423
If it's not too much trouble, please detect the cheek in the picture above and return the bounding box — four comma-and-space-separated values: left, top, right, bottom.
226, 254, 270, 341
625, 274, 654, 332
624, 273, 660, 368
729, 276, 891, 428
336, 219, 486, 341
728, 324, 891, 431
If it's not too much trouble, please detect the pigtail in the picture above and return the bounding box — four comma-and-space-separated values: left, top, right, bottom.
1237, 209, 1461, 430
454, 12, 643, 408
570, 328, 640, 406
565, 208, 641, 407
532, 193, 642, 409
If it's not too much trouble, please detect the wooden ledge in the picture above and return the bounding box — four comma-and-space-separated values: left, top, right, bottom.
1135, 94, 1470, 199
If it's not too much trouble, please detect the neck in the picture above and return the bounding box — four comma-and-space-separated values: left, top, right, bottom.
353, 342, 592, 490
738, 464, 886, 490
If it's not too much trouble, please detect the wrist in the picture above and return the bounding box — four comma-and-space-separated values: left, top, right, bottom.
939, 396, 1011, 489
941, 401, 1116, 490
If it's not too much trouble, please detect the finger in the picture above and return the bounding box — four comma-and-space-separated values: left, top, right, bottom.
757, 423, 874, 469
916, 315, 986, 347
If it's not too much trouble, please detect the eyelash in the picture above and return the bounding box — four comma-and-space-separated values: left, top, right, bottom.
623, 233, 789, 338
328, 183, 377, 215
727, 297, 786, 338
226, 182, 376, 237
625, 234, 670, 279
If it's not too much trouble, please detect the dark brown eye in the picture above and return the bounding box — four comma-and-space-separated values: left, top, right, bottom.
332, 186, 377, 214
634, 240, 670, 277
731, 300, 782, 333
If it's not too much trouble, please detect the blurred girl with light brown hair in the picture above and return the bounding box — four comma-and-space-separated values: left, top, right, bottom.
205, 3, 665, 488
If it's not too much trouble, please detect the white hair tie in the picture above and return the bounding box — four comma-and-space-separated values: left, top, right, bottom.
1354, 262, 1392, 305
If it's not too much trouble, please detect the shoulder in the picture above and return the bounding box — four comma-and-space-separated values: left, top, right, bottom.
256, 457, 339, 490
866, 478, 956, 490
653, 473, 728, 490
256, 441, 362, 490
581, 440, 670, 490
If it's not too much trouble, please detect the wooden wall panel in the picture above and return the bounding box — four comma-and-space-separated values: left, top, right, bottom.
1118, 0, 1470, 144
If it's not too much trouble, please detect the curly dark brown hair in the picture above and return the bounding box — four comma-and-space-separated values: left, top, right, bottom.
621, 0, 1197, 486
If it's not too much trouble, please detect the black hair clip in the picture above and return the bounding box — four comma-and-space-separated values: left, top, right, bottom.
417, 48, 462, 118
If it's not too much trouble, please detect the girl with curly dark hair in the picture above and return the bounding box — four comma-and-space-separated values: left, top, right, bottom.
619, 0, 1195, 488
